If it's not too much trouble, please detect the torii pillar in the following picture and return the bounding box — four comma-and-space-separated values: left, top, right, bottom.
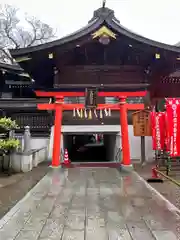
52, 97, 63, 167
119, 97, 132, 170
37, 96, 64, 167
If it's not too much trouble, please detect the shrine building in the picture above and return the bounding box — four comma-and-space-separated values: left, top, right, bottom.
7, 6, 180, 169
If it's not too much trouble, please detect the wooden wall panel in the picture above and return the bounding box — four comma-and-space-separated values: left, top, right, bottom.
54, 65, 144, 87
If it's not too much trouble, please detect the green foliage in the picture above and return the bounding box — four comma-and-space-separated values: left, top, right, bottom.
0, 139, 20, 154
0, 117, 19, 130
0, 117, 20, 155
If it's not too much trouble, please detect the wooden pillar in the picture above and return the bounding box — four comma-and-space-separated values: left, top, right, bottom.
52, 97, 63, 167
119, 97, 131, 166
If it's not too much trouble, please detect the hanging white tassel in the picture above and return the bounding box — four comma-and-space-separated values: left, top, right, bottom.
88, 109, 92, 119
73, 108, 76, 117
104, 108, 108, 117
108, 108, 111, 117
94, 109, 98, 118
77, 109, 81, 118
80, 108, 83, 118
84, 109, 87, 118
100, 109, 103, 119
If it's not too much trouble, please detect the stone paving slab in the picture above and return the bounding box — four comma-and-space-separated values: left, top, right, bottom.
0, 167, 180, 239
0, 163, 49, 219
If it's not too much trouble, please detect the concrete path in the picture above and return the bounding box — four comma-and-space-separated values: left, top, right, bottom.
0, 168, 180, 239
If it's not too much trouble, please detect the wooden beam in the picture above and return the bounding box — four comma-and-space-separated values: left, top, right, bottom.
127, 104, 144, 110
37, 103, 55, 110
98, 91, 147, 97
62, 103, 144, 110
51, 84, 149, 88
37, 103, 144, 111
35, 91, 147, 98
35, 91, 85, 97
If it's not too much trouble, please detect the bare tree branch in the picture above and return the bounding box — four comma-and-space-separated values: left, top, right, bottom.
25, 16, 55, 47
0, 4, 56, 62
0, 48, 13, 63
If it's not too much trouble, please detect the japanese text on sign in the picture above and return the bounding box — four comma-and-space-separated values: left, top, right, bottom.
132, 110, 152, 136
85, 88, 97, 109
166, 99, 180, 157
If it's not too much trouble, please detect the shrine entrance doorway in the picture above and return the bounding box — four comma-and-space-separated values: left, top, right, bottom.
63, 132, 119, 163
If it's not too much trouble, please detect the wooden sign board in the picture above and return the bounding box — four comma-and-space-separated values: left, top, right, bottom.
132, 110, 152, 136
85, 88, 98, 109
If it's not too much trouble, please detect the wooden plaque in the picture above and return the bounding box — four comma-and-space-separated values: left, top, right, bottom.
132, 110, 152, 136
85, 88, 98, 109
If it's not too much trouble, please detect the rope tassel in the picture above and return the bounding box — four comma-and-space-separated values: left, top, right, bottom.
80, 108, 83, 118
84, 109, 87, 118
104, 108, 108, 117
94, 109, 98, 118
88, 109, 92, 119
100, 109, 103, 119
77, 109, 81, 117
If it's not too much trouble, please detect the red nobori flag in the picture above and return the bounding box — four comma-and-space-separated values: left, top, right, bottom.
151, 112, 165, 150
164, 111, 170, 151
159, 112, 165, 150
151, 111, 156, 150
166, 99, 180, 157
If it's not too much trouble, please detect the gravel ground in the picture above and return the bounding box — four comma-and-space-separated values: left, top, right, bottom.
134, 163, 180, 210
0, 162, 49, 219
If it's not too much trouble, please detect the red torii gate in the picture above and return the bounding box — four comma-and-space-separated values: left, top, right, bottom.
35, 90, 146, 168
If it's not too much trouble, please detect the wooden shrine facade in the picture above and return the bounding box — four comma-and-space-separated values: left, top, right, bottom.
9, 6, 180, 167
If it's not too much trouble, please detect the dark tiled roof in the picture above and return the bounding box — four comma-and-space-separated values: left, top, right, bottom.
10, 7, 180, 57
0, 62, 23, 72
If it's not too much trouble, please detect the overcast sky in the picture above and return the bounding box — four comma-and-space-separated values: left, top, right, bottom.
1, 0, 180, 45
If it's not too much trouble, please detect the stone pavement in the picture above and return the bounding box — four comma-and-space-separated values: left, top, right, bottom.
0, 162, 49, 219
0, 168, 180, 239
135, 163, 180, 211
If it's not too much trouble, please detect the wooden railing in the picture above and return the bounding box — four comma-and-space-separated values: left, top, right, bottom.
11, 113, 53, 136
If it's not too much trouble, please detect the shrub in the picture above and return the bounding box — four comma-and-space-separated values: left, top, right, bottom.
0, 117, 19, 131
0, 139, 20, 155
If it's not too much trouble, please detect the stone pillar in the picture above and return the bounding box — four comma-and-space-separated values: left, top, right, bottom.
23, 126, 31, 153
119, 97, 132, 171
9, 130, 15, 138
115, 133, 121, 162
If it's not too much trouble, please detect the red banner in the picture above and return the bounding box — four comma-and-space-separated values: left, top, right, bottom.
151, 111, 165, 150
166, 99, 180, 157
164, 111, 170, 151
151, 111, 156, 150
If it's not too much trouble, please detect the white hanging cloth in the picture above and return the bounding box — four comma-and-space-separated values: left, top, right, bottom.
73, 108, 76, 117
94, 109, 98, 118
84, 109, 88, 118
76, 109, 81, 117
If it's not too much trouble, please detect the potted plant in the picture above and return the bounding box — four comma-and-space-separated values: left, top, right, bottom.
0, 117, 20, 175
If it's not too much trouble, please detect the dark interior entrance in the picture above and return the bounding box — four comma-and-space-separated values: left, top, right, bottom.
64, 134, 110, 162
